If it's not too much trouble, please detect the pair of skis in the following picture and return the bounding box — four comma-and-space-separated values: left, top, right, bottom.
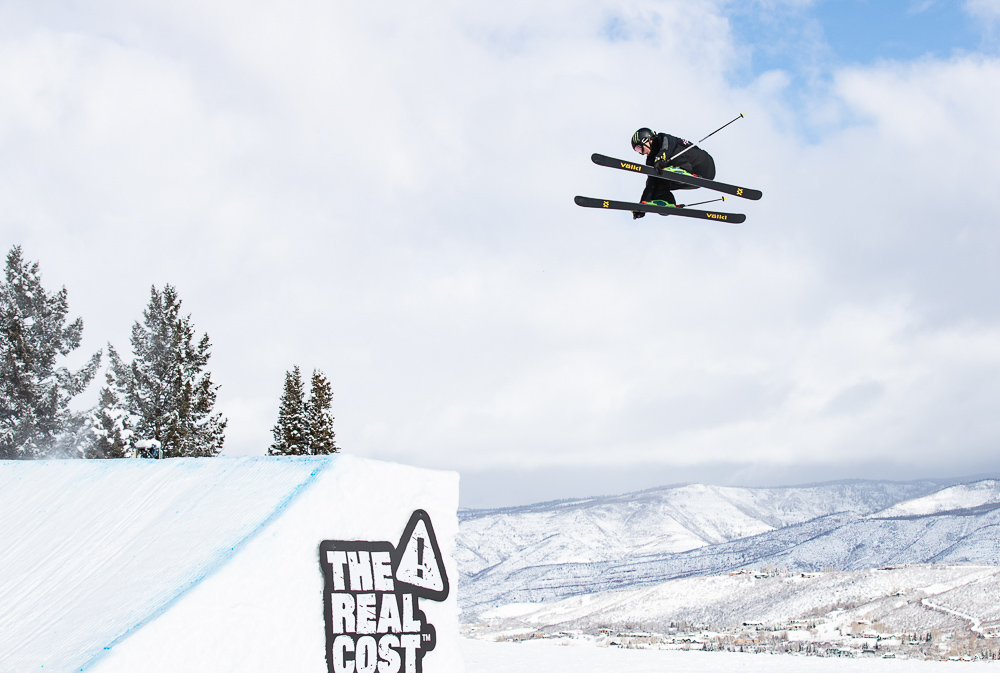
577, 153, 762, 224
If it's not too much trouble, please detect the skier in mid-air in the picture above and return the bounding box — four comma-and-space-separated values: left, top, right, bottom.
630, 127, 716, 219
574, 114, 759, 222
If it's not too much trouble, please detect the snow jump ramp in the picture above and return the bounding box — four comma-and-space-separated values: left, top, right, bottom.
0, 455, 461, 673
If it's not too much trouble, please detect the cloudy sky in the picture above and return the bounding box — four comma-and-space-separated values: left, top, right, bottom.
4, 0, 1000, 506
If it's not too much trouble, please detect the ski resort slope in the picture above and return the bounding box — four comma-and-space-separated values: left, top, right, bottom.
0, 456, 461, 673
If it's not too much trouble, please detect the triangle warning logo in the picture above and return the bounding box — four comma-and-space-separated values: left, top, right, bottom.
393, 509, 449, 601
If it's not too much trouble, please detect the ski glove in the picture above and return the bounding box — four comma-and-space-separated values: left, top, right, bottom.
632, 211, 645, 219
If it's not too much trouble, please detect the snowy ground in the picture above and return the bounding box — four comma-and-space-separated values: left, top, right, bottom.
460, 637, 1000, 673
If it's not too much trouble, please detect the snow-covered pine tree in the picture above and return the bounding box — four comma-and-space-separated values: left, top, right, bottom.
0, 246, 101, 459
306, 369, 337, 455
84, 366, 134, 459
110, 285, 226, 457
167, 306, 226, 456
268, 366, 310, 455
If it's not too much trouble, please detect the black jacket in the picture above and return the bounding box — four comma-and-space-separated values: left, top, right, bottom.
640, 133, 716, 203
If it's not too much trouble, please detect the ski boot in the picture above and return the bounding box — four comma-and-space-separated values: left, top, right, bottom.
641, 199, 678, 215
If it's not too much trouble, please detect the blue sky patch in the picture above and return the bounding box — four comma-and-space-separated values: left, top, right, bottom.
723, 0, 992, 140
729, 0, 987, 76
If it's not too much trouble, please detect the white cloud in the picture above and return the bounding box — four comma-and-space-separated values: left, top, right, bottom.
965, 0, 1000, 20
908, 0, 937, 14
1, 0, 999, 483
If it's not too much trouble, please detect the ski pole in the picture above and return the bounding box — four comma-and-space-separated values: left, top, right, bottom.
677, 196, 726, 209
670, 113, 746, 162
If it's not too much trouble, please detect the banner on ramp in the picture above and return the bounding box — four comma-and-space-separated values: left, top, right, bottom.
320, 510, 449, 673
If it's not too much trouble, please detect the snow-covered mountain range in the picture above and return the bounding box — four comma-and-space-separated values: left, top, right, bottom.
457, 479, 1000, 618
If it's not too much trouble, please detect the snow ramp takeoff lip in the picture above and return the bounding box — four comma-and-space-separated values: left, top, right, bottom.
0, 456, 460, 673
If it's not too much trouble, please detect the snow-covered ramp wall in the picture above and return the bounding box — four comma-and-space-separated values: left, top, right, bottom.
0, 455, 460, 673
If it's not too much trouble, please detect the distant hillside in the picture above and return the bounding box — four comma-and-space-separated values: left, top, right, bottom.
457, 478, 1000, 618
875, 480, 1000, 518
475, 564, 1000, 643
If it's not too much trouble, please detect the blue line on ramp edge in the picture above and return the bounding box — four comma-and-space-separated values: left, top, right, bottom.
80, 461, 330, 671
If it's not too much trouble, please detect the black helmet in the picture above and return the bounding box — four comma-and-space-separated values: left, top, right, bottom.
631, 127, 655, 149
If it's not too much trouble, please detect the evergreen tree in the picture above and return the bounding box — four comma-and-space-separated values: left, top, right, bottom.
84, 366, 133, 459
54, 412, 93, 459
269, 366, 310, 455
111, 285, 226, 457
306, 369, 337, 455
0, 246, 101, 458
